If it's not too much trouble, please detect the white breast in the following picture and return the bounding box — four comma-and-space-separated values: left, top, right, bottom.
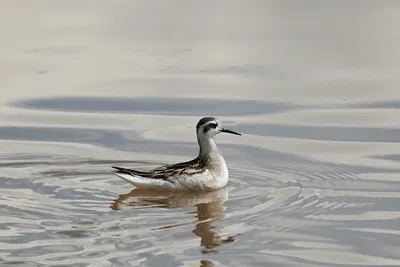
208, 155, 229, 189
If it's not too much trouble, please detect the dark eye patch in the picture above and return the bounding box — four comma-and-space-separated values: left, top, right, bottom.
209, 123, 218, 129
203, 122, 218, 133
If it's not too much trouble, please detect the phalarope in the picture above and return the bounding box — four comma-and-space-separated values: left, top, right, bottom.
112, 117, 241, 191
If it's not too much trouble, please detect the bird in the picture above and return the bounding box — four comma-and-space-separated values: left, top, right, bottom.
112, 117, 241, 191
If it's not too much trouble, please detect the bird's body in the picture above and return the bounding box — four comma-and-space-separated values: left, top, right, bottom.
112, 117, 241, 191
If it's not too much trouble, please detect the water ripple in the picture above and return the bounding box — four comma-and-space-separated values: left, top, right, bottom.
11, 97, 300, 116
1, 118, 400, 266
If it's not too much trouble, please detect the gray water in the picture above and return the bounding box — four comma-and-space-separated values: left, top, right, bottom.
1, 1, 400, 266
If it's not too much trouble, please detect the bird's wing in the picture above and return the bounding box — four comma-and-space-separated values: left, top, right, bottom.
112, 157, 206, 180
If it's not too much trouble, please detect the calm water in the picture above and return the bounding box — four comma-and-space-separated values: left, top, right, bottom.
1, 1, 400, 266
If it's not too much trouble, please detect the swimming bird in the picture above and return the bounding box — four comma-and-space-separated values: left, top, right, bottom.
112, 117, 241, 191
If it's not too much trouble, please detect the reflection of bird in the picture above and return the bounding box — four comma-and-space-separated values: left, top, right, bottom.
110, 187, 235, 254
200, 260, 216, 267
112, 117, 241, 191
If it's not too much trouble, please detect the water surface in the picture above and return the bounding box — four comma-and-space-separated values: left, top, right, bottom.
1, 1, 400, 266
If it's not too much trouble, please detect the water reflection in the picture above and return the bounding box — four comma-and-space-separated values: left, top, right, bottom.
111, 188, 235, 254
200, 260, 215, 267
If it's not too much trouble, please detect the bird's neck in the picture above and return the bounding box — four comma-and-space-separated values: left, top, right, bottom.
198, 137, 223, 160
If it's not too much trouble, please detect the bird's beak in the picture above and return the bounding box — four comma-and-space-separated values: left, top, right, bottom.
221, 128, 241, 136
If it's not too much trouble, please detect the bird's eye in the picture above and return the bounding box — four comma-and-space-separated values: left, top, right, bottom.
209, 123, 217, 129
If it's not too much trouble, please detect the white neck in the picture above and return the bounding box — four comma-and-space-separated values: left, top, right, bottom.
197, 134, 229, 187
198, 136, 222, 159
